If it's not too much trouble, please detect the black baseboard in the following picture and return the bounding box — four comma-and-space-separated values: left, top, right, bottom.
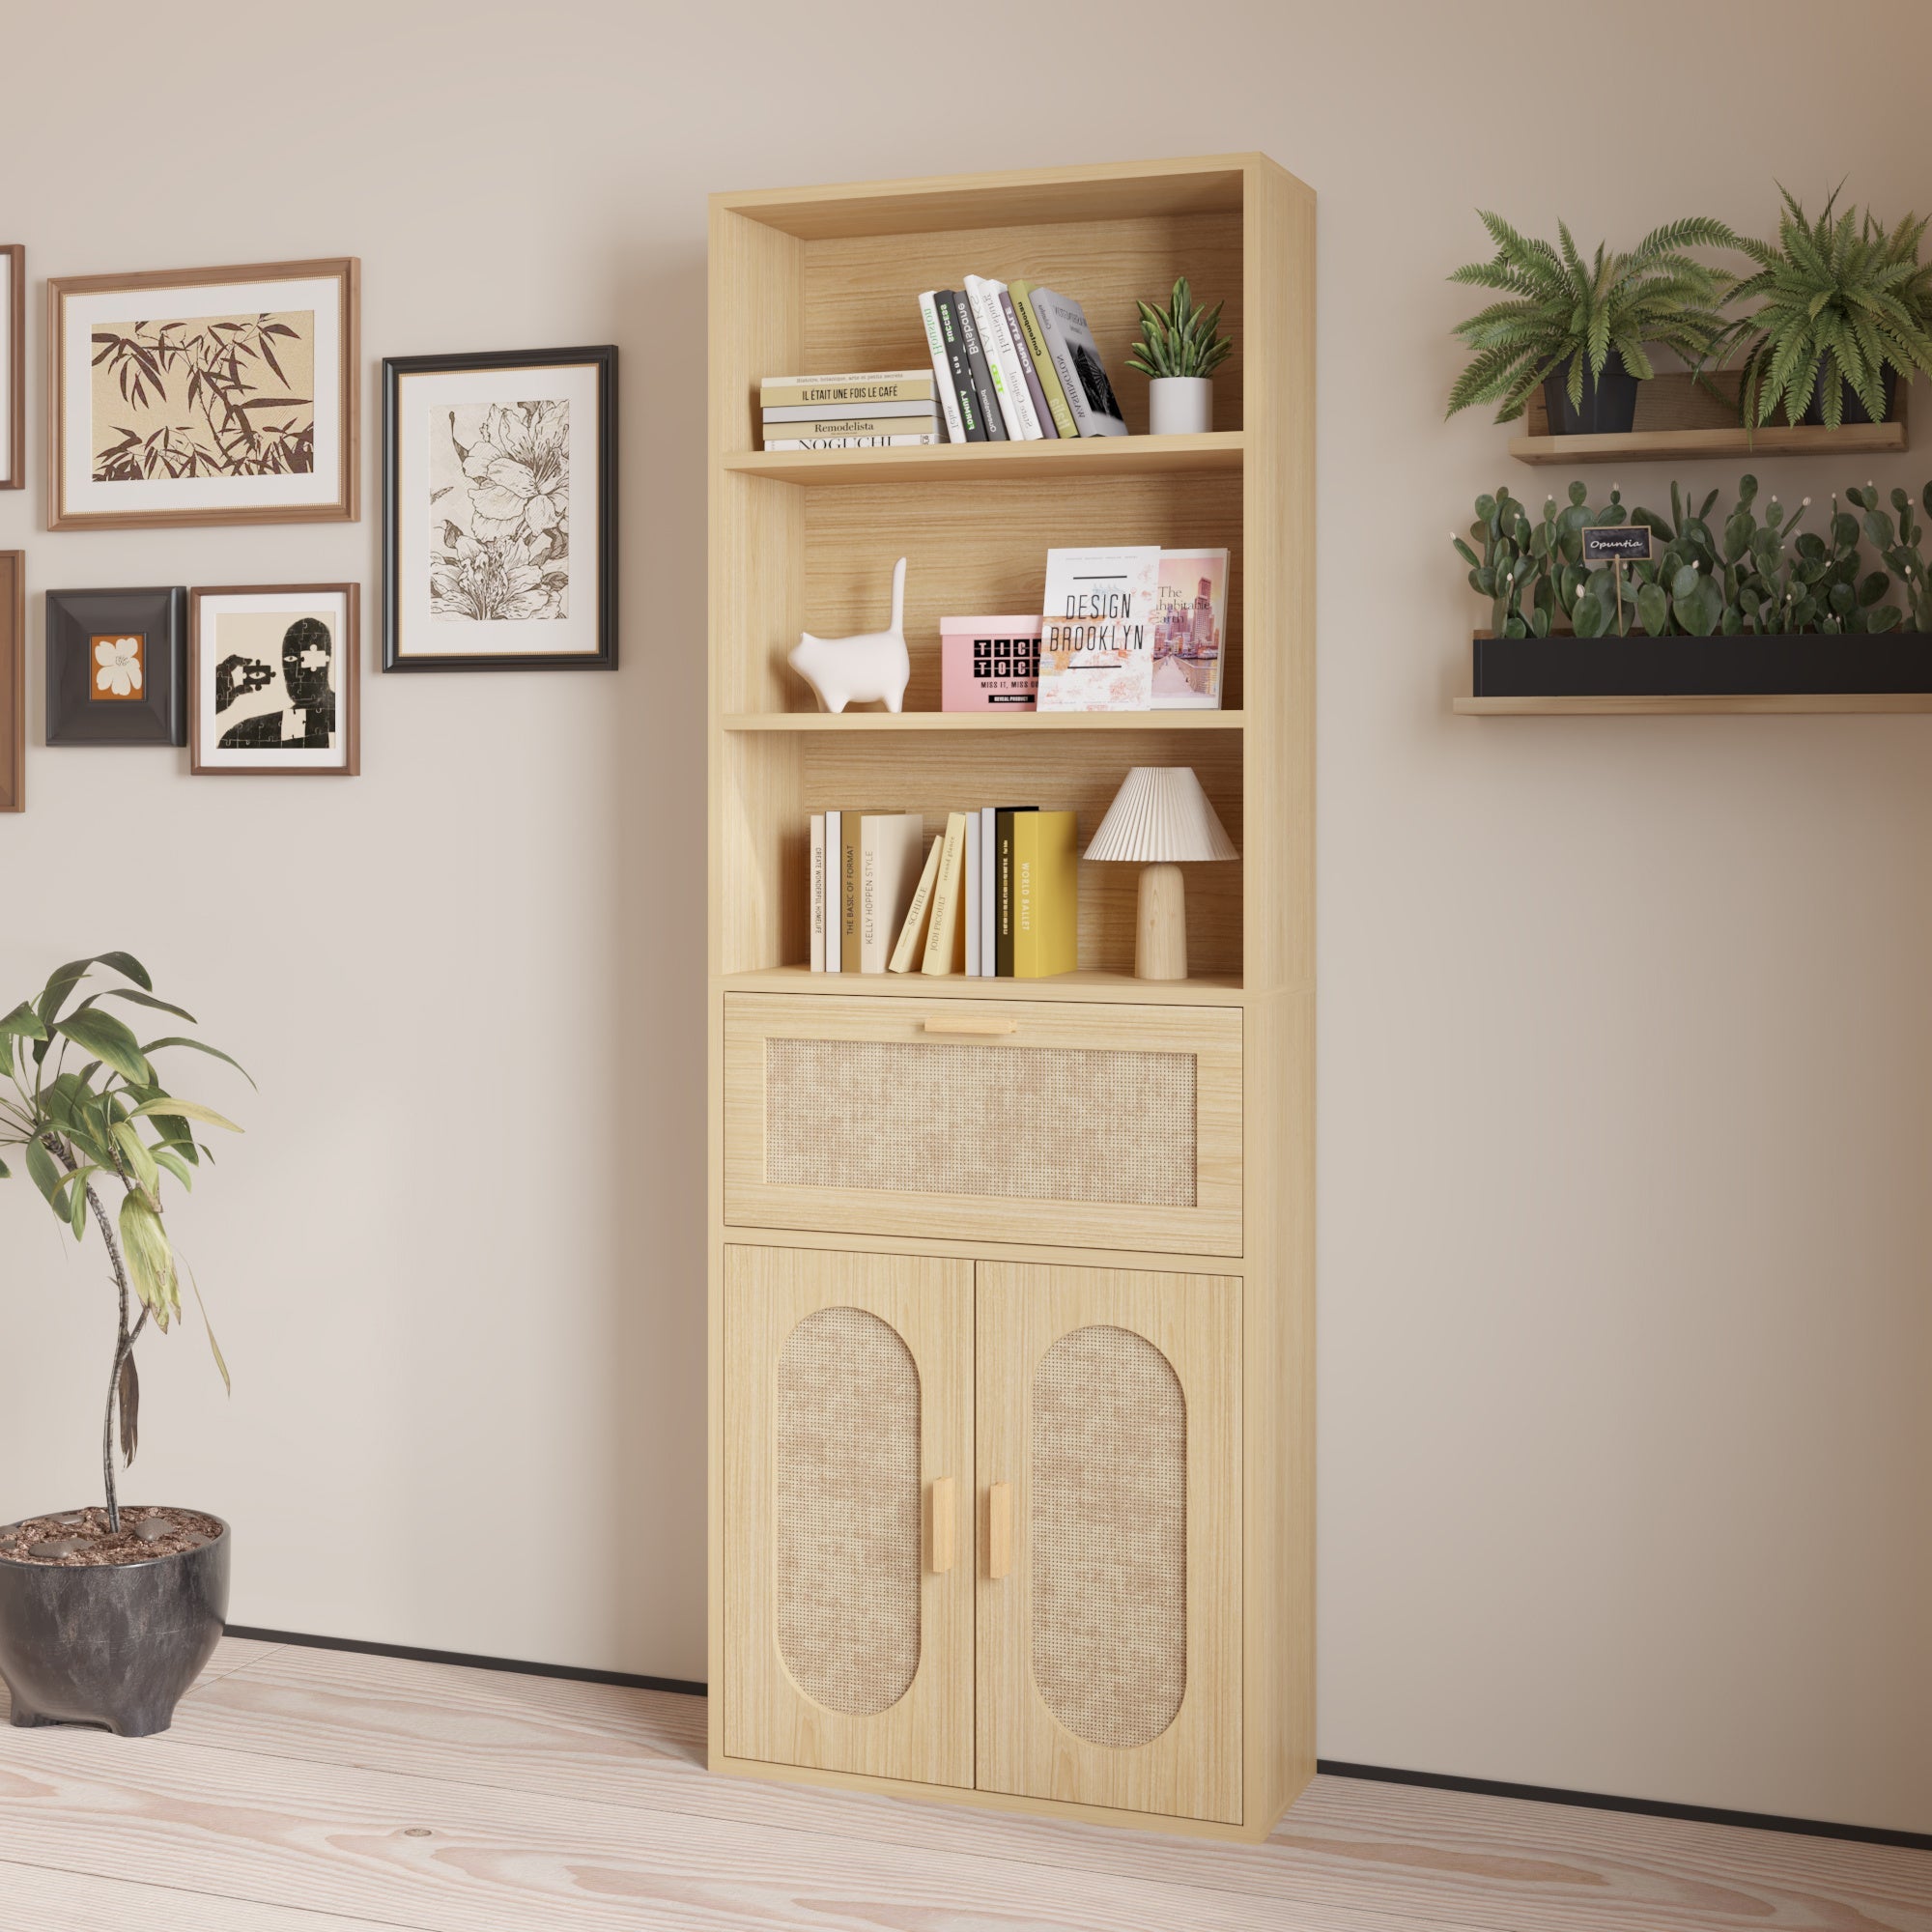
1317, 1760, 1932, 1853
222, 1625, 704, 1698
218, 1632, 1925, 1852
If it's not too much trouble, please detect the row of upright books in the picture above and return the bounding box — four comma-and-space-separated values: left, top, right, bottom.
810, 808, 1076, 978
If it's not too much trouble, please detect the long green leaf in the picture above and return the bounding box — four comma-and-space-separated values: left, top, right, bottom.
118, 1193, 177, 1325
128, 1096, 242, 1133
110, 1120, 159, 1193
53, 1009, 150, 1086
0, 1002, 46, 1041
25, 1137, 63, 1210
77, 987, 196, 1025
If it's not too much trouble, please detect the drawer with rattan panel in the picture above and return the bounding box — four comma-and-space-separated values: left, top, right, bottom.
723, 993, 1242, 1257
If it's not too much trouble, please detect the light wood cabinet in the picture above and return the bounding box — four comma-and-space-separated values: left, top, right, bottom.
708, 153, 1314, 1841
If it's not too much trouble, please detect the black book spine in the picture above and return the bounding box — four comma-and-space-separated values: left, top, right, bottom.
994, 806, 1036, 977
932, 292, 986, 442
952, 286, 1009, 441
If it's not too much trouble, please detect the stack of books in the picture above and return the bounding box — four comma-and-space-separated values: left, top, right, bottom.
760, 371, 941, 450
917, 280, 1127, 442
810, 808, 1077, 979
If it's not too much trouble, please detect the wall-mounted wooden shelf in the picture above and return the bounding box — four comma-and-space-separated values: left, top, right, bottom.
724, 431, 1245, 486
1455, 693, 1932, 716
1507, 370, 1908, 467
722, 710, 1246, 732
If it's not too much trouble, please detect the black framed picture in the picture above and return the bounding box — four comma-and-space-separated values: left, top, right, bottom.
45, 586, 186, 745
382, 344, 616, 671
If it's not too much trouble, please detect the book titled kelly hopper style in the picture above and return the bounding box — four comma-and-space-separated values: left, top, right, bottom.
1037, 545, 1161, 711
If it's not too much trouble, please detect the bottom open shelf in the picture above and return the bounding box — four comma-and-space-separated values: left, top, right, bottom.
721, 966, 1244, 1006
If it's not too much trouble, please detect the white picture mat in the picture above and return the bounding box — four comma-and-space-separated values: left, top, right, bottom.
0, 251, 12, 484
394, 361, 603, 658
59, 272, 345, 518
196, 588, 351, 770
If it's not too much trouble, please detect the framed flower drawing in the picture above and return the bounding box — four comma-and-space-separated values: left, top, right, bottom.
189, 584, 358, 776
382, 345, 616, 671
1, 246, 22, 490
47, 257, 358, 530
44, 586, 186, 746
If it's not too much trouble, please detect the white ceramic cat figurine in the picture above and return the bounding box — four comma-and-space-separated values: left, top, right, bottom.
788, 556, 910, 713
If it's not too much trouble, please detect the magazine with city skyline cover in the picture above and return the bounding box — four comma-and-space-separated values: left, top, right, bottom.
1151, 548, 1230, 709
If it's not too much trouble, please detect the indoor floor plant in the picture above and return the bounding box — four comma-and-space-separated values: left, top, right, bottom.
1447, 213, 1738, 435
0, 952, 246, 1735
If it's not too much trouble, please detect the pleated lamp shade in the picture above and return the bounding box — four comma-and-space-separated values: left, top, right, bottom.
1084, 767, 1238, 864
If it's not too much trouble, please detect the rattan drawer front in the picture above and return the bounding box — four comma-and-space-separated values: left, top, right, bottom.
724, 994, 1242, 1256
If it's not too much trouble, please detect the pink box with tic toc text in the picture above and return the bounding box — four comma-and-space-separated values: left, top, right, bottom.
940, 614, 1041, 711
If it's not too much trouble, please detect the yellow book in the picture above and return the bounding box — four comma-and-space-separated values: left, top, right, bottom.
1008, 280, 1079, 441
888, 834, 944, 973
1012, 809, 1078, 979
921, 811, 970, 975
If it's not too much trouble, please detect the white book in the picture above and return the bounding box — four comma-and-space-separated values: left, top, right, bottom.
963, 812, 980, 976
822, 810, 840, 972
762, 399, 939, 422
980, 807, 996, 976
760, 368, 930, 387
918, 291, 969, 443
965, 275, 1043, 440
810, 813, 826, 971
762, 433, 941, 450
859, 812, 926, 974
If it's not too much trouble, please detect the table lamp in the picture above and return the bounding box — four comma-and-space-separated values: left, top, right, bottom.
1084, 766, 1238, 980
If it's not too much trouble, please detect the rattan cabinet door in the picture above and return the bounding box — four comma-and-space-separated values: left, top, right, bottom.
724, 994, 1243, 1257
976, 1262, 1242, 1824
723, 1244, 974, 1787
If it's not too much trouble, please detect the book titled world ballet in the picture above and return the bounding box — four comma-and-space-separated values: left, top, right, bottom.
1037, 545, 1160, 711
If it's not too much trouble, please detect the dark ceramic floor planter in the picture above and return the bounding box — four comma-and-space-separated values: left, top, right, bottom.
0, 1516, 229, 1736
1541, 348, 1639, 436
1473, 630, 1932, 697
1801, 365, 1898, 427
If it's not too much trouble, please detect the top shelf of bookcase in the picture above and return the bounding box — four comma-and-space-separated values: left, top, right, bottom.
721, 432, 1245, 487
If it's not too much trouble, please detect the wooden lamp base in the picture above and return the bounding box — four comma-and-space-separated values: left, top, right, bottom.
1134, 863, 1188, 980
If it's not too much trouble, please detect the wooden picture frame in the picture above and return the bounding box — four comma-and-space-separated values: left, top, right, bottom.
0, 554, 22, 809
45, 586, 186, 746
382, 344, 616, 671
189, 583, 359, 776
0, 247, 22, 491
47, 257, 359, 530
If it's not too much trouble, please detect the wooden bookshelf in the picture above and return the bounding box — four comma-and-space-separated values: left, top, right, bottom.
708, 154, 1314, 1842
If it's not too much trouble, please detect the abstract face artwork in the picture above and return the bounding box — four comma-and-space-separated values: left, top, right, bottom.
190, 585, 358, 775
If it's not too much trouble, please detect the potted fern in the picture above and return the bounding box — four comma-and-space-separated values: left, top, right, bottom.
1702, 187, 1932, 429
1447, 213, 1738, 434
0, 952, 245, 1737
1128, 277, 1232, 435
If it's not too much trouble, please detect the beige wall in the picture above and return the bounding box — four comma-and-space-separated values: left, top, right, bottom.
1, 0, 1926, 1834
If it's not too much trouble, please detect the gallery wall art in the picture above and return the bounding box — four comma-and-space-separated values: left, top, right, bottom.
44, 586, 186, 746
47, 258, 358, 530
189, 584, 358, 776
0, 554, 21, 809
382, 345, 616, 670
0, 247, 21, 491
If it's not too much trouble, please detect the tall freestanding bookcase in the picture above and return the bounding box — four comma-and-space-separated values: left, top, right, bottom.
707, 154, 1314, 1841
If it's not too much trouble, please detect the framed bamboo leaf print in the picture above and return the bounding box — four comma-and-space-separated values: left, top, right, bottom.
382, 345, 616, 670
48, 258, 358, 530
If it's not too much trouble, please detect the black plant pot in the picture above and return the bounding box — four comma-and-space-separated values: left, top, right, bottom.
1541, 348, 1639, 436
1473, 630, 1932, 698
1800, 365, 1898, 427
0, 1516, 229, 1736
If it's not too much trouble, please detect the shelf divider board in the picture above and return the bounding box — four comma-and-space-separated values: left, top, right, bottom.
726, 432, 1244, 487
723, 710, 1245, 732
723, 965, 1243, 1005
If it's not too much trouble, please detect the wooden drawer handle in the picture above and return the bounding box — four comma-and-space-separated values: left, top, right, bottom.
987, 1482, 1012, 1579
930, 1477, 954, 1574
923, 1015, 1017, 1037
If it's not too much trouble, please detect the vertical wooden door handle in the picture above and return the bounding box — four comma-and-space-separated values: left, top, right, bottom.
930, 1476, 954, 1574
987, 1482, 1012, 1579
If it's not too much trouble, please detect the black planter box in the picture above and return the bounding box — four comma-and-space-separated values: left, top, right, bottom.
1473, 630, 1932, 698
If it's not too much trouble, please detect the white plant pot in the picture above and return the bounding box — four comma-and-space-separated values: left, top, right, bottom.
1149, 377, 1213, 436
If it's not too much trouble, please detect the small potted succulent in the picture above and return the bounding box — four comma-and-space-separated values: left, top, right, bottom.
1128, 276, 1232, 435
0, 952, 246, 1736
1447, 213, 1739, 434
1701, 187, 1932, 429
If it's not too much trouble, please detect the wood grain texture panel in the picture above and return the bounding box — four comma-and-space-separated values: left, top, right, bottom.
724, 995, 1242, 1256
800, 469, 1244, 714
726, 431, 1245, 487
723, 1244, 974, 1786
797, 728, 1243, 981
0, 1862, 418, 1932
724, 964, 1243, 1005
978, 1262, 1243, 1823
13, 1644, 1923, 1932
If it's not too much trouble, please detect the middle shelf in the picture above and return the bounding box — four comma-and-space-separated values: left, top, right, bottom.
723, 710, 1245, 732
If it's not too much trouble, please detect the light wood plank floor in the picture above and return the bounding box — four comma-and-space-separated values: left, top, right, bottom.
0, 1639, 1924, 1931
